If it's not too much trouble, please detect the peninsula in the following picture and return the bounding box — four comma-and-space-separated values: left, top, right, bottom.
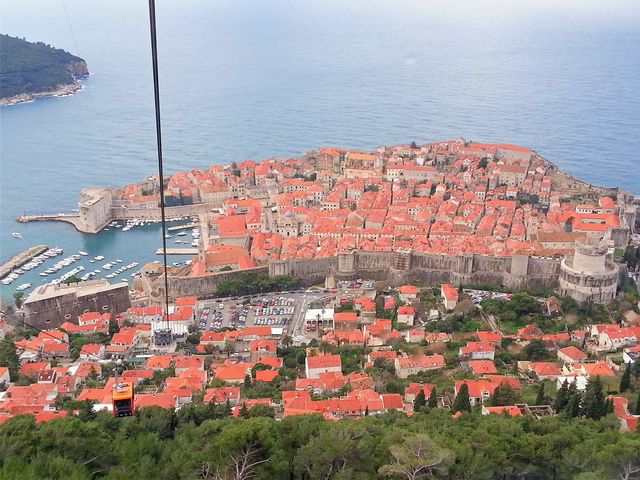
0, 34, 89, 106
19, 138, 638, 302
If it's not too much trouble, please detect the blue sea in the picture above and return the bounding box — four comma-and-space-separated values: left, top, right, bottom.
1, 0, 639, 300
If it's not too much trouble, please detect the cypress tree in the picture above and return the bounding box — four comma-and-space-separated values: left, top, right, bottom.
413, 389, 426, 412
634, 392, 640, 416
453, 383, 471, 413
244, 374, 252, 389
553, 380, 569, 413
365, 406, 369, 416
620, 363, 631, 393
428, 387, 438, 408
603, 398, 614, 416
535, 383, 546, 405
583, 376, 605, 420
238, 403, 249, 418
565, 389, 581, 418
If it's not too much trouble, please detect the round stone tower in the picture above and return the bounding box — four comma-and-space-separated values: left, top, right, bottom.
559, 242, 619, 303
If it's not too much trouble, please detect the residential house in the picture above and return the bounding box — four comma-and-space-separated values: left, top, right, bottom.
441, 284, 459, 310
557, 346, 588, 364
459, 341, 495, 360
305, 354, 342, 379
398, 285, 419, 303
397, 306, 415, 326
395, 353, 445, 378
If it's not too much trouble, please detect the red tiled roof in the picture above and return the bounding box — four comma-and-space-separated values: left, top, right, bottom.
307, 354, 341, 369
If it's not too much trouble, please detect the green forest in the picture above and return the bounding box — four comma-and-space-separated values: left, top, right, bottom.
0, 34, 86, 98
1, 406, 639, 480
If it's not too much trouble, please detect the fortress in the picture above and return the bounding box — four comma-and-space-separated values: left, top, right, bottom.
135, 243, 623, 305
27, 138, 637, 304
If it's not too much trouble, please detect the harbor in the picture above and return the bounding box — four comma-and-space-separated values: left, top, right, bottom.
1, 218, 200, 298
0, 245, 48, 280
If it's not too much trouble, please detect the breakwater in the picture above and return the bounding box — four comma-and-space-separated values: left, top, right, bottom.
0, 245, 48, 279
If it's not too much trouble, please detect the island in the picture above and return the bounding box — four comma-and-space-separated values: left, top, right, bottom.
0, 34, 89, 106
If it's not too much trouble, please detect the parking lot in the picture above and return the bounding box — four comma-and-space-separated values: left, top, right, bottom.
194, 291, 330, 343
197, 292, 324, 334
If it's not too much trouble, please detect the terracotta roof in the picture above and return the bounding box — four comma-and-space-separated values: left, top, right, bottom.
306, 354, 341, 369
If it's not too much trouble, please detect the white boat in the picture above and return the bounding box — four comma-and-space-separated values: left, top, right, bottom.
39, 272, 48, 276
89, 259, 95, 263
12, 232, 22, 238
14, 269, 24, 275
78, 251, 88, 256
115, 259, 123, 263
177, 232, 187, 236
95, 255, 104, 261
165, 234, 172, 239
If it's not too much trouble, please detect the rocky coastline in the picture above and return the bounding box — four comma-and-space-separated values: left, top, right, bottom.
0, 58, 89, 107
0, 81, 85, 106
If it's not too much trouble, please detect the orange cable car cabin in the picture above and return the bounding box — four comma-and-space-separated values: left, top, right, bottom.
112, 381, 134, 417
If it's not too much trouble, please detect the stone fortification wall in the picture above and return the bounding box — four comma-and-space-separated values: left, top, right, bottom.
110, 201, 221, 221
282, 250, 562, 291
142, 266, 269, 300
24, 284, 130, 330
559, 256, 619, 303
286, 257, 338, 286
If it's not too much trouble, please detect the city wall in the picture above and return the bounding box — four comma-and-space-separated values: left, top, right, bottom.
138, 266, 269, 300
270, 250, 562, 291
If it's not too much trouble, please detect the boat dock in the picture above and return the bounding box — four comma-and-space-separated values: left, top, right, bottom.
155, 248, 198, 255
167, 222, 198, 232
0, 245, 48, 279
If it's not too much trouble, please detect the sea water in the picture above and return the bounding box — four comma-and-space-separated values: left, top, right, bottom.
1, 0, 640, 299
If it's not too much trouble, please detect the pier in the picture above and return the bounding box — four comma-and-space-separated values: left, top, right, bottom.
167, 222, 198, 232
155, 248, 198, 255
0, 245, 48, 279
16, 213, 83, 230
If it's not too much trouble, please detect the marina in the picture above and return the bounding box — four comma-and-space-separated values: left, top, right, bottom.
0, 245, 49, 280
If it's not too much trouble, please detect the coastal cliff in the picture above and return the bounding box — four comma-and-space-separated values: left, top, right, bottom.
0, 34, 89, 106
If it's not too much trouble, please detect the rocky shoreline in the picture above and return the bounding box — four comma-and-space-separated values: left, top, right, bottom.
0, 81, 85, 106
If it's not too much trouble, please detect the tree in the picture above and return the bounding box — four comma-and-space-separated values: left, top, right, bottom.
244, 374, 252, 389
108, 316, 119, 337
535, 383, 546, 405
428, 387, 437, 408
523, 338, 549, 361
554, 380, 569, 413
490, 383, 520, 407
413, 389, 426, 412
12, 291, 23, 309
281, 334, 293, 348
619, 363, 631, 393
563, 382, 582, 418
634, 392, 640, 416
379, 433, 454, 479
0, 341, 20, 381
238, 403, 250, 418
224, 339, 235, 358
64, 274, 81, 284
248, 404, 275, 419
453, 384, 471, 413
582, 376, 605, 420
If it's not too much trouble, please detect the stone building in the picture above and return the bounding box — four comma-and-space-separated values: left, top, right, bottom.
77, 187, 113, 233
559, 242, 619, 303
23, 279, 130, 330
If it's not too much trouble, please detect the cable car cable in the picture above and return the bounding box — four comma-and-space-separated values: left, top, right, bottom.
147, 0, 171, 332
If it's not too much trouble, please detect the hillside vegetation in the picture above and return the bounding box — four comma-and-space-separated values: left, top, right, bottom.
1, 407, 638, 479
0, 34, 88, 99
